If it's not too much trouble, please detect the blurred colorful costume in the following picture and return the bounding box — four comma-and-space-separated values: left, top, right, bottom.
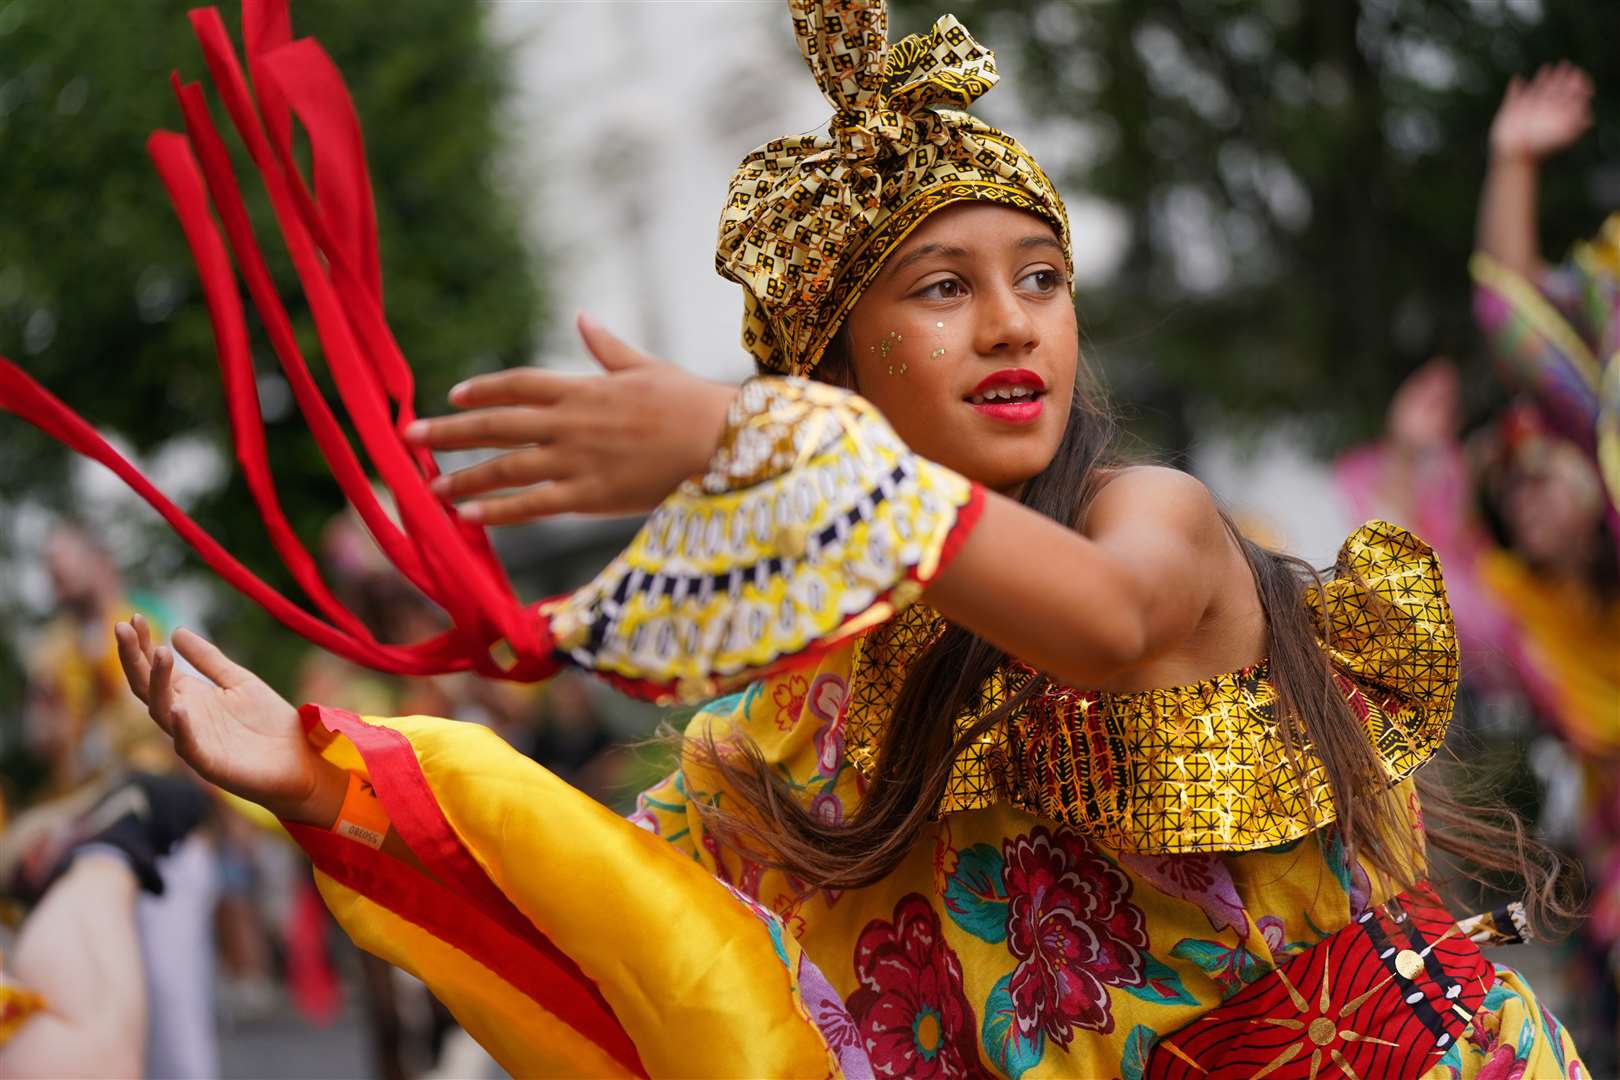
1473, 214, 1620, 535
0, 0, 1583, 1073
1475, 222, 1620, 1033
1469, 223, 1620, 761
26, 594, 179, 788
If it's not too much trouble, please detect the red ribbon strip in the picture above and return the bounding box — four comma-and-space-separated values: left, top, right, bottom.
0, 0, 558, 682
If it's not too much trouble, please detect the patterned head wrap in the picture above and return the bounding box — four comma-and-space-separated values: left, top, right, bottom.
717, 0, 1071, 375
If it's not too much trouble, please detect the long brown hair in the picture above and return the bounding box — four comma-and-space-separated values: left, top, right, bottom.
694, 330, 1574, 932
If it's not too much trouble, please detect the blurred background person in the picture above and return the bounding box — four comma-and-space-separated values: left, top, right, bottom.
8, 523, 221, 1078
1338, 59, 1620, 1069
0, 772, 210, 1078
25, 523, 180, 791
1472, 59, 1620, 1068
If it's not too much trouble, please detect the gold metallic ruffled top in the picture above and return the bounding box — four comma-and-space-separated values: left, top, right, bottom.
717, 0, 1070, 375
843, 519, 1460, 853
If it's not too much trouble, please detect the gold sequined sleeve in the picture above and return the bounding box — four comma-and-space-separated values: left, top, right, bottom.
543, 377, 984, 705
1307, 519, 1460, 776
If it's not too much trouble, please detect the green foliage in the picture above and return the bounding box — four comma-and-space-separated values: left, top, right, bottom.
891, 0, 1620, 449
0, 2, 541, 684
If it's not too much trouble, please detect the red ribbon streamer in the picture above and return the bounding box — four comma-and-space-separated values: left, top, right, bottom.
0, 0, 558, 683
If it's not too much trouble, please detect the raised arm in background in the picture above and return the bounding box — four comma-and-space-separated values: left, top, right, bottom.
1476, 62, 1594, 279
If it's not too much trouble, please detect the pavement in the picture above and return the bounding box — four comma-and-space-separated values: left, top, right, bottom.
218, 1001, 370, 1080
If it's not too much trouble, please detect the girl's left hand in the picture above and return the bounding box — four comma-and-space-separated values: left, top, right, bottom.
406, 314, 738, 525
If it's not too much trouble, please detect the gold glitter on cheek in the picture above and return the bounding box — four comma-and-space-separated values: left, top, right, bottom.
876, 330, 903, 360
929, 347, 946, 361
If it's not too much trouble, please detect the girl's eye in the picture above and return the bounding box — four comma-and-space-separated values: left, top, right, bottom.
1019, 268, 1061, 293
916, 277, 966, 300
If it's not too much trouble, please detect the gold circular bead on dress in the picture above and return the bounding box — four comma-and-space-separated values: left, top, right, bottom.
778, 522, 810, 559
1394, 949, 1425, 980
1307, 1017, 1336, 1046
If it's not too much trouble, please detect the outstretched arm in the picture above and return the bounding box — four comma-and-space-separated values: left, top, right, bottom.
1476, 62, 1593, 279
416, 321, 1238, 692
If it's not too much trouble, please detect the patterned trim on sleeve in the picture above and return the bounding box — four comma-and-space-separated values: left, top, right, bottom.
545, 377, 983, 705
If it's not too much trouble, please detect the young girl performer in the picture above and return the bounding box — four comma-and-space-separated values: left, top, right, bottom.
2, 0, 1582, 1075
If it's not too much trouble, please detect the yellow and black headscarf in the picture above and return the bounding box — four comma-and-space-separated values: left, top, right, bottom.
717, 0, 1071, 376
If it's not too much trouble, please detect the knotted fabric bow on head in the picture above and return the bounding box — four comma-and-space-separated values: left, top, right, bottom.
716, 0, 1071, 376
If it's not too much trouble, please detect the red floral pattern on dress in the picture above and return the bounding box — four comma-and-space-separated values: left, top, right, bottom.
848, 894, 989, 1079
812, 791, 845, 825
771, 893, 809, 940
1002, 826, 1148, 1045
809, 673, 849, 774
772, 674, 809, 731
1466, 1013, 1530, 1080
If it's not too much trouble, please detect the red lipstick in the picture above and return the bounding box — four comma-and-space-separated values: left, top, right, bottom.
966, 368, 1046, 424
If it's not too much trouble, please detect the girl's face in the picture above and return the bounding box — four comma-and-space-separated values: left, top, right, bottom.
841, 203, 1079, 492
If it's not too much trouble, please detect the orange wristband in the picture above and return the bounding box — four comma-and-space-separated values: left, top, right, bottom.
332, 772, 390, 850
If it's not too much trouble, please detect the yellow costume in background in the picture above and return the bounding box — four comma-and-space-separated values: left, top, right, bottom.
27, 595, 178, 788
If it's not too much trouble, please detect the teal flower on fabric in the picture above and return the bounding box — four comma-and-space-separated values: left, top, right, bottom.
1169, 937, 1267, 999
981, 973, 1042, 1079
1119, 1024, 1158, 1080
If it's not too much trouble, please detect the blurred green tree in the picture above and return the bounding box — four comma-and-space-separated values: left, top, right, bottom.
891, 0, 1620, 450
0, 2, 541, 692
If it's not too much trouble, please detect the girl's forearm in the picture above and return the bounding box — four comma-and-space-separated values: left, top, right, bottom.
926, 514, 1149, 686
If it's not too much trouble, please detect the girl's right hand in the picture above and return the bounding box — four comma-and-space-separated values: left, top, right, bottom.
115, 615, 344, 826
403, 314, 737, 526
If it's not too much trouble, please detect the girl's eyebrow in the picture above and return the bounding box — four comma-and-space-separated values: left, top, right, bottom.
884, 234, 1062, 281
884, 241, 970, 279
1017, 234, 1064, 255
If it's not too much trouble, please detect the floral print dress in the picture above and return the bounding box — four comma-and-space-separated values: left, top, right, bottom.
633, 697, 1580, 1077
628, 527, 1583, 1078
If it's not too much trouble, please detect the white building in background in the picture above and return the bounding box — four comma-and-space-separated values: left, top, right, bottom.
489, 1, 826, 383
